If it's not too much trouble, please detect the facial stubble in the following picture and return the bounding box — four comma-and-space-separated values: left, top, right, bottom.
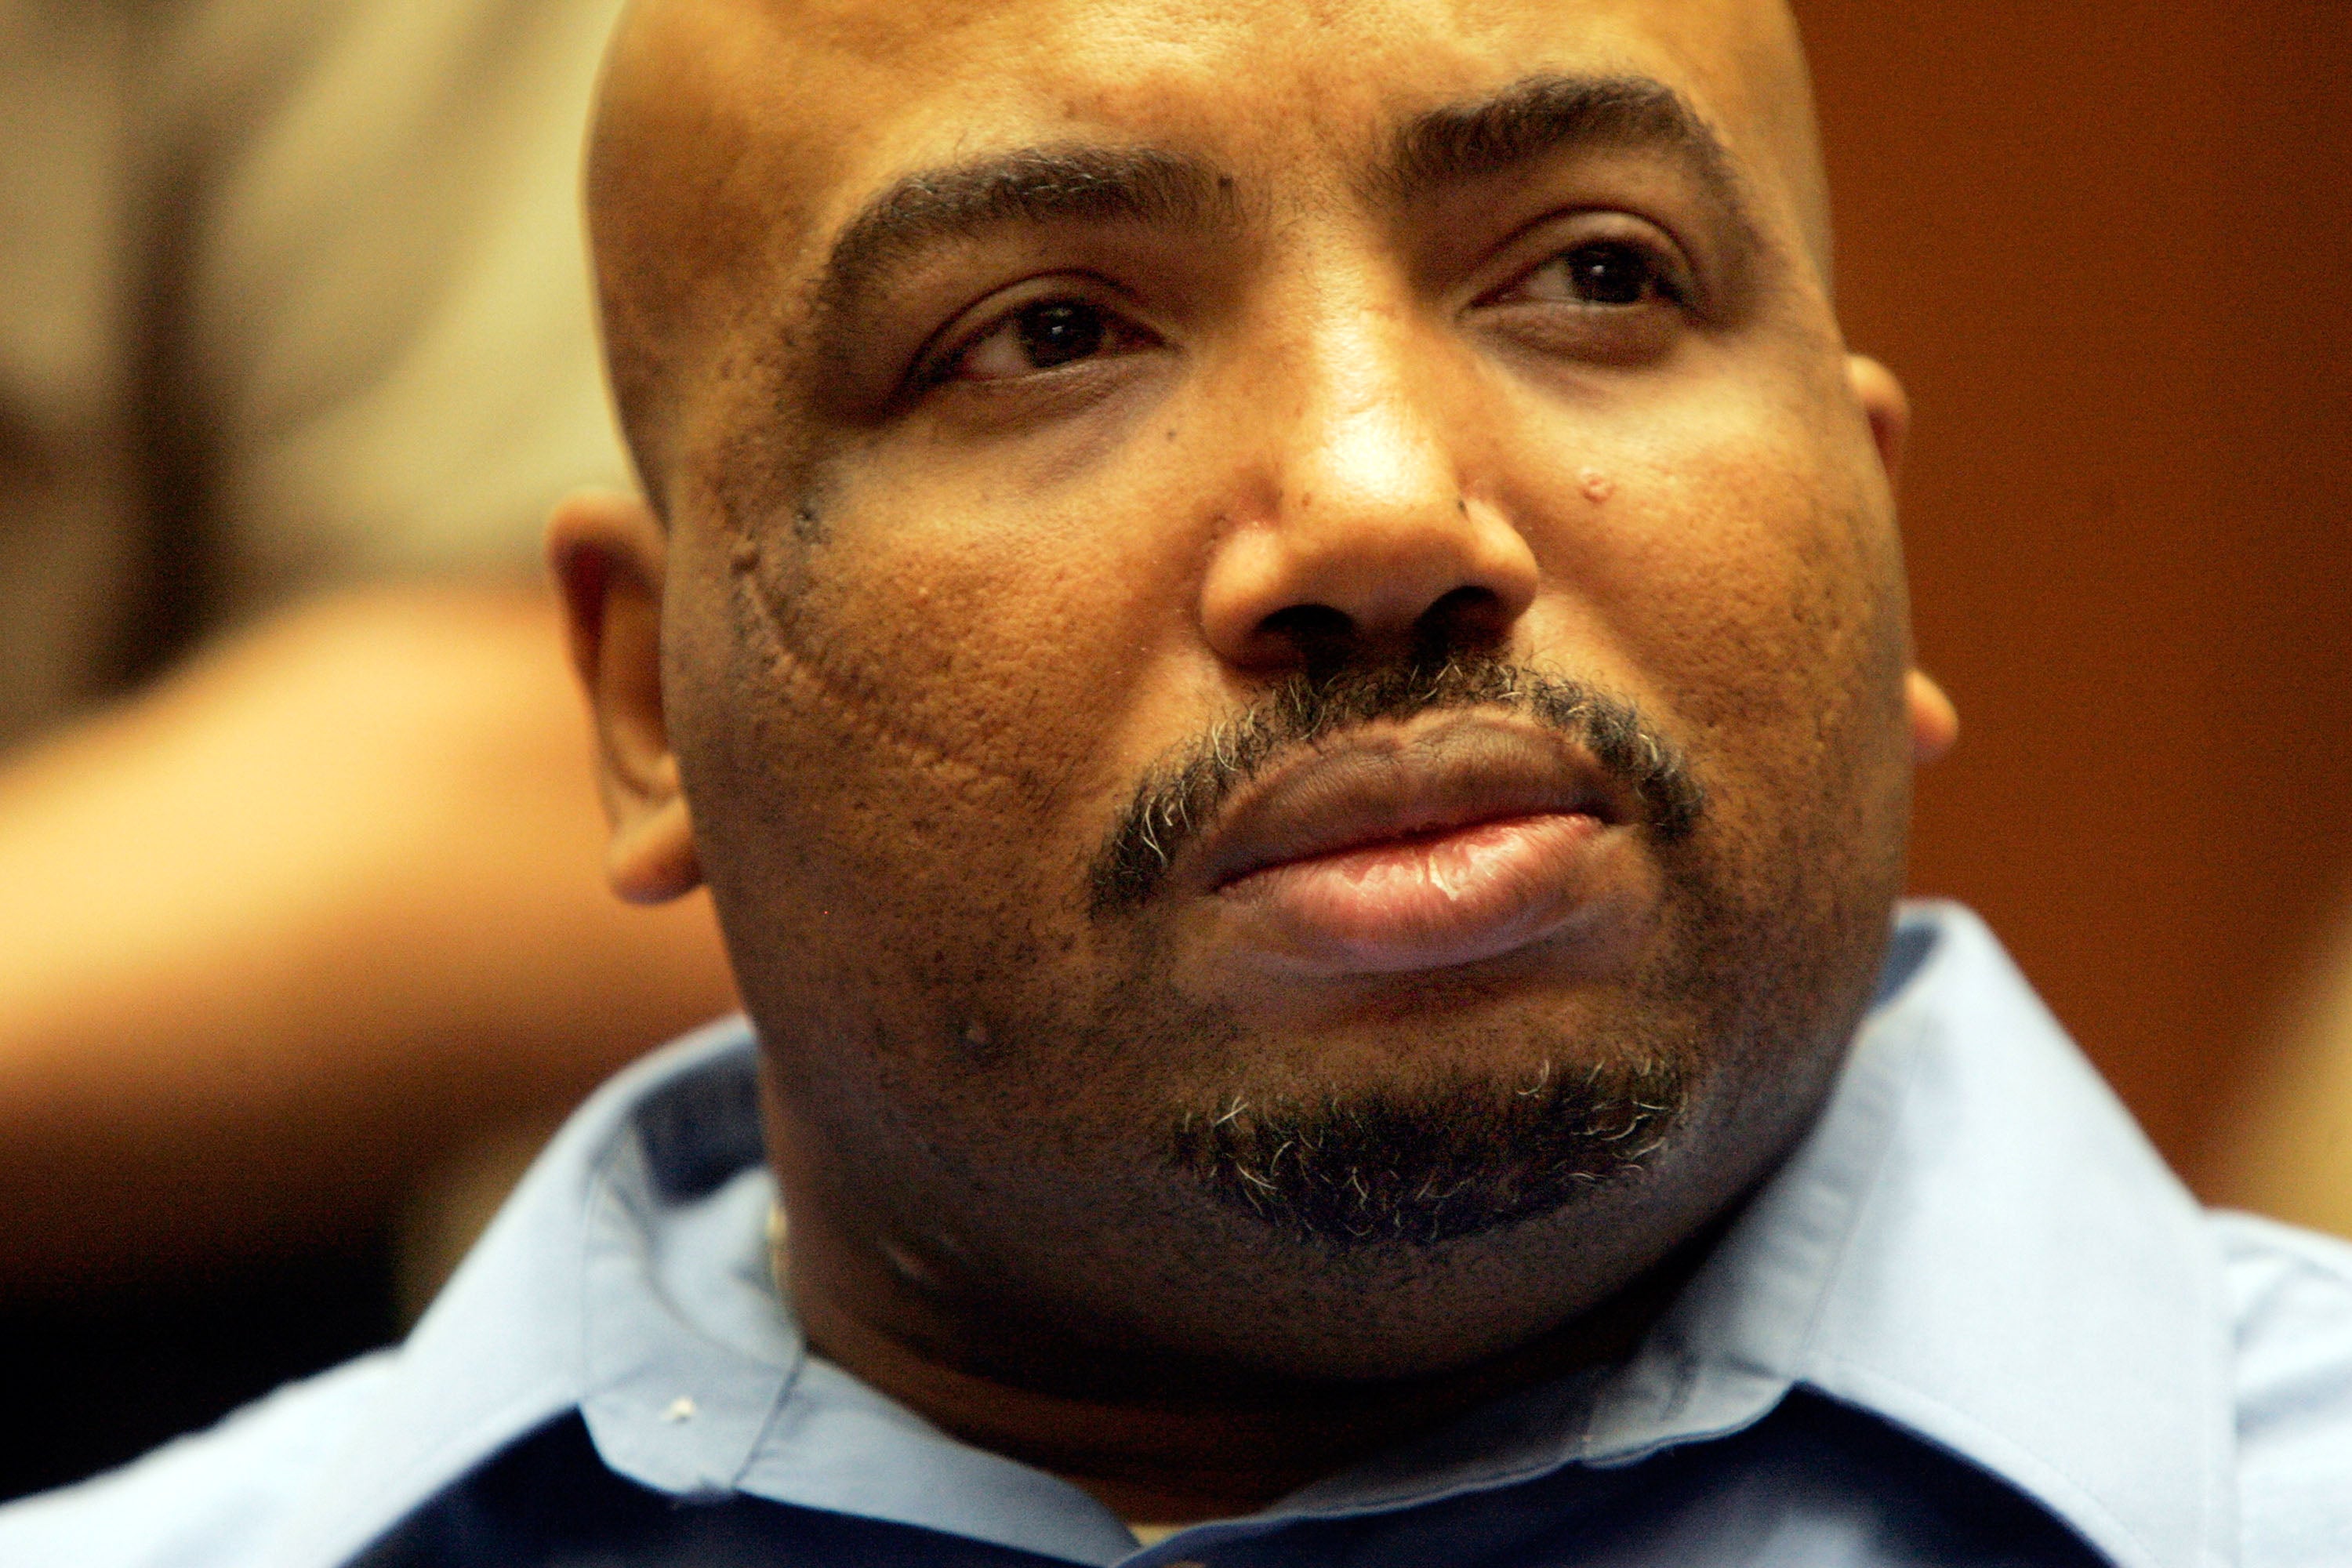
1091, 654, 1715, 1254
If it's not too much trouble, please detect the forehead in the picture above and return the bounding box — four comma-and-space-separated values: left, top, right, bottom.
626, 0, 1815, 238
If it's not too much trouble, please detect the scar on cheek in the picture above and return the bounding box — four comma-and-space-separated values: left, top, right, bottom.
1578, 468, 1617, 504
746, 590, 1047, 799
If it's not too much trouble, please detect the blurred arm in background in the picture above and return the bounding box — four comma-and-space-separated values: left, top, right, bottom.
0, 0, 731, 1301
0, 583, 735, 1290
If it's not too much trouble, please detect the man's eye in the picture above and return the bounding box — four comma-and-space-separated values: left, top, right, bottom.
1526, 241, 1679, 307
1012, 301, 1108, 366
941, 297, 1142, 383
1471, 227, 1693, 367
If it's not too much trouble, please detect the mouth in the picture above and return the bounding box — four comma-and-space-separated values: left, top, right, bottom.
1185, 713, 1653, 977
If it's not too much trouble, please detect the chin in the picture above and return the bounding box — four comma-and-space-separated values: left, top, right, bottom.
1167, 1044, 1687, 1250
1133, 1166, 1717, 1384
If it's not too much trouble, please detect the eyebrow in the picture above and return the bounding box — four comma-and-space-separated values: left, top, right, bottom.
810, 146, 1233, 340
1382, 74, 1762, 246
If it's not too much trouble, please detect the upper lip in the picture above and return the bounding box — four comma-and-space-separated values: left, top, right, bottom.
1189, 711, 1634, 892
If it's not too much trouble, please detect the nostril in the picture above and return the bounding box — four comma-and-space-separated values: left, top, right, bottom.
1414, 586, 1508, 650
1257, 603, 1355, 657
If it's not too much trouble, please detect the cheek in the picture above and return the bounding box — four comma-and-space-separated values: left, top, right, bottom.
682, 446, 1215, 953
1504, 387, 1909, 833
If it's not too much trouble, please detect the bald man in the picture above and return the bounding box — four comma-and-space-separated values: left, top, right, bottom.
5, 0, 2350, 1563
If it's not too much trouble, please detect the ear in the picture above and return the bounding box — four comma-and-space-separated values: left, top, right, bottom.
1847, 354, 1911, 489
1905, 669, 1958, 766
1846, 358, 1950, 765
547, 488, 702, 904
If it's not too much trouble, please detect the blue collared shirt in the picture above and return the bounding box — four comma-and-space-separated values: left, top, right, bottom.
5, 903, 2348, 1566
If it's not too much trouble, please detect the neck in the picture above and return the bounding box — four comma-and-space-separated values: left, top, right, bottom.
780, 1225, 1715, 1524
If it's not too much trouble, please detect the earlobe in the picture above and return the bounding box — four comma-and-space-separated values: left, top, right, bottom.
547, 488, 706, 904
607, 792, 705, 905
1906, 669, 1958, 765
1847, 355, 1911, 488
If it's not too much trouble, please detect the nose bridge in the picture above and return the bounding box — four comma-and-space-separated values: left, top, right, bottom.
1283, 296, 1458, 521
1197, 266, 1539, 669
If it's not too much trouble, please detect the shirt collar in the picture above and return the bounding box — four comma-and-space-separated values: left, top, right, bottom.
1768, 903, 2233, 1568
263, 903, 2234, 1568
1177, 904, 2234, 1568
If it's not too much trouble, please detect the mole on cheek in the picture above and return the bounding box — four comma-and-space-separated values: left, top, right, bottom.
1578, 467, 1617, 504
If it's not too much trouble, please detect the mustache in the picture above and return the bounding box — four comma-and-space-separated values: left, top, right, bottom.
1088, 652, 1705, 916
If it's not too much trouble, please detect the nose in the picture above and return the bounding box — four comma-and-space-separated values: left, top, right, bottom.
1196, 314, 1539, 673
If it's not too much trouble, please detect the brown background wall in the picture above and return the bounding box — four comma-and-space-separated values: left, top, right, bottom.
1795, 2, 2352, 1174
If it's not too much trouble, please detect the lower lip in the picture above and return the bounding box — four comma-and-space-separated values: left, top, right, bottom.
1217, 813, 1614, 975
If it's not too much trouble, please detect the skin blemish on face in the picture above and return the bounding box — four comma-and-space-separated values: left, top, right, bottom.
793, 502, 829, 544
957, 1016, 1011, 1069
730, 535, 761, 573
1578, 467, 1617, 504
881, 1240, 941, 1290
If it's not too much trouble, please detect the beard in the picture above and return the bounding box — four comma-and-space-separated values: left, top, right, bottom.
1083, 650, 1716, 1254
1169, 1052, 1687, 1248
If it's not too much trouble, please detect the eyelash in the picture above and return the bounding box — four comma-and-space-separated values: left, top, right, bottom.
1475, 218, 1696, 312
917, 287, 1160, 389
1512, 239, 1687, 307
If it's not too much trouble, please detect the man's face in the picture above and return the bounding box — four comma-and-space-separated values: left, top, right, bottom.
580, 0, 1918, 1382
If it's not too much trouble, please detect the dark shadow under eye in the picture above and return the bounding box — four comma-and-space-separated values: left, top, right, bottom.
1561, 241, 1663, 305
1015, 300, 1110, 368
